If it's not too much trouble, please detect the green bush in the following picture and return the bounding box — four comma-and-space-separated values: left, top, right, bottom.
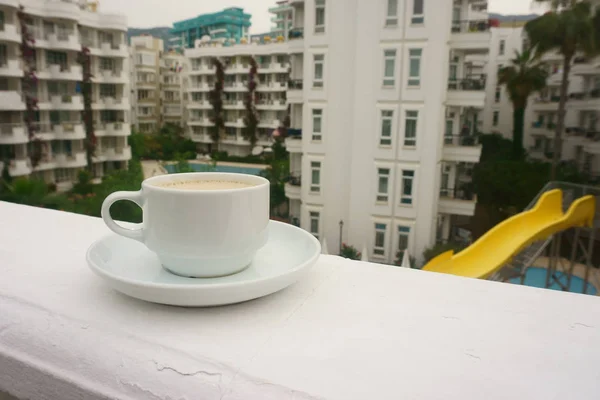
340, 243, 361, 260
422, 242, 467, 264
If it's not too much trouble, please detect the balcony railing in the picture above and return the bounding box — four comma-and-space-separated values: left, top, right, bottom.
287, 128, 302, 138
451, 19, 491, 34
440, 187, 475, 201
448, 76, 486, 91
288, 79, 303, 90
289, 27, 304, 40
443, 135, 479, 146
286, 174, 301, 186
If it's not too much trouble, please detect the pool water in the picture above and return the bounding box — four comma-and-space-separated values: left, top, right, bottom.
510, 267, 597, 295
164, 163, 265, 176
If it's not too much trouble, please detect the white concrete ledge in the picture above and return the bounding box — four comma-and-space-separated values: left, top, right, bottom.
1, 201, 600, 399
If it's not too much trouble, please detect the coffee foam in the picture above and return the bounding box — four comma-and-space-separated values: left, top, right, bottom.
154, 180, 255, 191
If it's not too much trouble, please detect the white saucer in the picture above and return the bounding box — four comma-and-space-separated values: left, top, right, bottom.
86, 221, 321, 307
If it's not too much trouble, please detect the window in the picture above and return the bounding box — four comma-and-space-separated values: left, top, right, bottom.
138, 90, 152, 100
313, 54, 324, 88
315, 0, 325, 33
46, 51, 67, 70
312, 109, 323, 141
383, 49, 396, 87
309, 211, 320, 239
386, 0, 398, 27
397, 226, 410, 258
408, 49, 422, 87
412, 0, 424, 24
0, 44, 6, 67
495, 86, 501, 103
99, 57, 114, 71
139, 106, 153, 116
374, 223, 387, 256
310, 161, 321, 193
377, 168, 390, 203
400, 170, 414, 205
499, 39, 506, 55
493, 111, 499, 126
380, 110, 393, 146
54, 168, 71, 183
100, 84, 116, 98
404, 111, 418, 147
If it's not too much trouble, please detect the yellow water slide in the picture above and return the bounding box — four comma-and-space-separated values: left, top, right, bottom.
423, 189, 596, 279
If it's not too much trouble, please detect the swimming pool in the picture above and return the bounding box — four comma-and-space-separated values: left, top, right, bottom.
164, 163, 265, 176
510, 267, 597, 295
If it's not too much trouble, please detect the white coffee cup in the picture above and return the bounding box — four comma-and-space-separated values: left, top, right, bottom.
101, 172, 270, 278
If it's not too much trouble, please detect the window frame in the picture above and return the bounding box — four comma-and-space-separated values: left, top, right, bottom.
315, 0, 326, 33
404, 110, 418, 147
312, 109, 323, 141
411, 0, 424, 25
313, 54, 324, 88
376, 168, 390, 203
310, 161, 321, 193
383, 49, 396, 87
309, 211, 320, 239
373, 223, 387, 257
385, 0, 398, 27
400, 170, 415, 205
499, 39, 506, 56
380, 110, 393, 146
407, 48, 422, 87
397, 225, 411, 258
492, 111, 499, 126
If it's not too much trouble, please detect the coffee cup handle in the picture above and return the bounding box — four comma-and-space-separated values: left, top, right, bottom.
101, 191, 144, 242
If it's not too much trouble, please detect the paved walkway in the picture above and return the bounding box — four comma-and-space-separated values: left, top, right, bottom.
141, 160, 167, 179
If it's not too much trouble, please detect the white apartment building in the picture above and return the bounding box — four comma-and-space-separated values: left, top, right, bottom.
0, 0, 130, 190
184, 0, 488, 264
185, 39, 302, 156
161, 50, 188, 127
130, 35, 162, 133
480, 25, 600, 178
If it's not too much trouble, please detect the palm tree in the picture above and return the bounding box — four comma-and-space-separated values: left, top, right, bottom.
498, 49, 548, 159
525, 1, 598, 179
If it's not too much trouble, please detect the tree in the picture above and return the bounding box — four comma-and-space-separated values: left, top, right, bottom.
260, 141, 289, 216
526, 1, 598, 178
497, 50, 548, 159
0, 177, 68, 210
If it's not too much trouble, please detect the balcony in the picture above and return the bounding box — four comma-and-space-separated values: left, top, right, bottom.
223, 99, 245, 110
285, 129, 302, 153
532, 96, 561, 111
33, 155, 58, 171
188, 83, 211, 92
53, 122, 86, 140
37, 64, 82, 81
531, 122, 556, 138
95, 68, 127, 83
568, 90, 600, 111
8, 158, 32, 177
571, 57, 600, 76
188, 101, 212, 109
284, 176, 301, 200
46, 30, 80, 51
47, 94, 84, 110
224, 118, 245, 128
102, 146, 132, 162
189, 64, 215, 75
0, 23, 20, 42
446, 76, 486, 107
95, 42, 128, 58
258, 119, 281, 129
442, 135, 482, 163
223, 81, 247, 92
55, 152, 87, 168
0, 58, 22, 77
449, 19, 491, 50
190, 133, 212, 143
188, 117, 213, 127
287, 79, 303, 103
257, 81, 288, 92
0, 124, 28, 144
93, 97, 130, 110
256, 99, 287, 110
0, 91, 25, 110
438, 187, 477, 216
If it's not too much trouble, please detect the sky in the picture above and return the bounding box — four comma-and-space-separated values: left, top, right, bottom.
99, 0, 546, 32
